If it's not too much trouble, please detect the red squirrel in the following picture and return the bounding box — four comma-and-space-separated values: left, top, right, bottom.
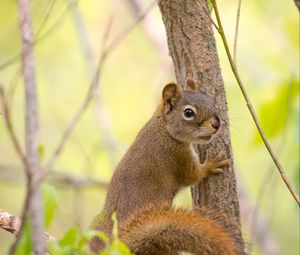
91, 80, 241, 255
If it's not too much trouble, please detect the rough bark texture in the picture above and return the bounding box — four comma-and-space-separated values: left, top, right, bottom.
158, 0, 244, 251
0, 209, 55, 241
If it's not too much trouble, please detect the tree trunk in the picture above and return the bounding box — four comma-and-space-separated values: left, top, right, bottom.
158, 0, 244, 251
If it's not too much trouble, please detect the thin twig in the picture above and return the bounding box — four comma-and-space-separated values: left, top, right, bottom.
105, 0, 156, 54
35, 0, 57, 36
48, 172, 109, 189
38, 19, 113, 182
69, 1, 95, 77
0, 85, 28, 168
0, 0, 78, 72
6, 0, 64, 121
70, 4, 121, 166
0, 164, 108, 189
233, 0, 241, 65
197, 0, 220, 32
211, 0, 300, 206
249, 81, 294, 251
237, 176, 283, 255
38, 3, 155, 182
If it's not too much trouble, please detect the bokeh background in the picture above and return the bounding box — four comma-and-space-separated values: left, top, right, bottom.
0, 0, 299, 254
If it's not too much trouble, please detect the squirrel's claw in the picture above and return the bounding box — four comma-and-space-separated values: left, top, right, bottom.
203, 150, 230, 175
214, 150, 226, 162
216, 158, 231, 167
211, 168, 224, 174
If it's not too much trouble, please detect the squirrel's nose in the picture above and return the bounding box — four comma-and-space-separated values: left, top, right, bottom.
211, 116, 220, 130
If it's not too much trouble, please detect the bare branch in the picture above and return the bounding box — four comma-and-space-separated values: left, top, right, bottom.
238, 178, 283, 255
48, 172, 109, 189
70, 5, 121, 166
233, 0, 241, 65
0, 164, 108, 189
39, 3, 155, 181
69, 2, 95, 77
105, 1, 156, 54
35, 0, 57, 36
39, 20, 113, 181
10, 1, 45, 254
250, 82, 294, 248
0, 85, 28, 168
126, 0, 169, 55
0, 209, 55, 241
211, 0, 300, 206
0, 210, 21, 237
0, 0, 78, 72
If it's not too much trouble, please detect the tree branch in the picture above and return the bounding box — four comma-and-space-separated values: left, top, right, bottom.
233, 0, 241, 65
0, 0, 78, 72
10, 1, 45, 254
237, 178, 283, 255
48, 172, 108, 189
0, 85, 28, 168
39, 2, 155, 181
211, 0, 300, 206
0, 164, 109, 189
70, 4, 121, 167
0, 209, 55, 241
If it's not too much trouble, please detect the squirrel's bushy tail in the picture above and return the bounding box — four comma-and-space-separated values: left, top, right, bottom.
119, 203, 241, 255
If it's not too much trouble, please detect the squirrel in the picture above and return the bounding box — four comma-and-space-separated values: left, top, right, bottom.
90, 80, 241, 255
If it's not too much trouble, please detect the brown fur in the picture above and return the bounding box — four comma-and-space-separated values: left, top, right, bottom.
90, 82, 237, 254
120, 203, 241, 255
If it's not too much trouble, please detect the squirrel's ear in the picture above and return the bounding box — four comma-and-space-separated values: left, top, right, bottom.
185, 79, 197, 91
162, 82, 182, 104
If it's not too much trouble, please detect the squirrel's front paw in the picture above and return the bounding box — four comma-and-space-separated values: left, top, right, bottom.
203, 149, 230, 174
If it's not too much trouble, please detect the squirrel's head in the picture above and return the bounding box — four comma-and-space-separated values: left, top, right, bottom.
161, 80, 221, 145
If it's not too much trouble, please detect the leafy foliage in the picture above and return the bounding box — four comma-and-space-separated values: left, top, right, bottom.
48, 226, 132, 255
13, 185, 132, 254
48, 216, 132, 255
253, 79, 299, 143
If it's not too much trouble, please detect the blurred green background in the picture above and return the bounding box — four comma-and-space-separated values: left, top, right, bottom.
0, 0, 299, 254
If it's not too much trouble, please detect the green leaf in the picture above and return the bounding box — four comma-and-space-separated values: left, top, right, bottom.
42, 184, 57, 228
15, 218, 32, 255
38, 143, 45, 161
111, 239, 132, 254
59, 227, 79, 248
77, 230, 107, 249
207, 0, 213, 11
253, 80, 299, 144
47, 241, 65, 255
111, 212, 118, 239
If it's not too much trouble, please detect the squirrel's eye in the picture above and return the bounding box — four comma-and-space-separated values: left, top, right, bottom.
183, 108, 195, 119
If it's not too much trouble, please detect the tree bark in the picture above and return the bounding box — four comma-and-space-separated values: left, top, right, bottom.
0, 209, 55, 241
158, 0, 244, 251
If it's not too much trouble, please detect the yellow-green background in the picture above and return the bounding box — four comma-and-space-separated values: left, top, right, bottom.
0, 0, 299, 254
